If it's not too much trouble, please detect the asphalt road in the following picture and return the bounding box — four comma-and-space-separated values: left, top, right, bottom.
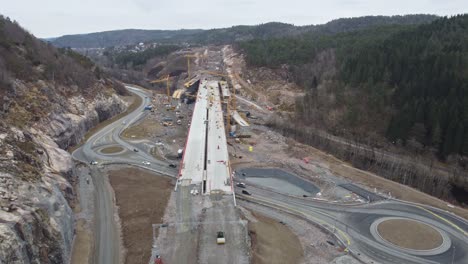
237, 183, 468, 264
72, 86, 177, 264
68, 50, 468, 264
230, 88, 468, 263
73, 86, 177, 176
89, 166, 119, 264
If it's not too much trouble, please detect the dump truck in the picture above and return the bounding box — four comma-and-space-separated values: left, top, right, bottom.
216, 231, 225, 244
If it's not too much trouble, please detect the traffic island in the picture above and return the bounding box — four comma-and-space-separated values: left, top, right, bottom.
370, 217, 451, 256
100, 146, 125, 154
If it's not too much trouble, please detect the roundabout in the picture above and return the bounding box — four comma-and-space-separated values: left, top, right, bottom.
97, 145, 126, 155
370, 217, 451, 256
71, 85, 468, 264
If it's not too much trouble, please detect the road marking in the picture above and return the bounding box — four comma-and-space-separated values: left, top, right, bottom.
337, 229, 351, 247
416, 205, 468, 236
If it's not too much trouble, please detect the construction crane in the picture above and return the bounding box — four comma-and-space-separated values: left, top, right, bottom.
185, 54, 206, 79
150, 75, 172, 103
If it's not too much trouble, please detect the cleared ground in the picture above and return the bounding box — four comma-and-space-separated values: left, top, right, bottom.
233, 121, 468, 219
377, 219, 443, 250
101, 146, 124, 154
109, 168, 173, 264
70, 219, 91, 264
248, 212, 303, 264
122, 116, 164, 139
226, 48, 468, 218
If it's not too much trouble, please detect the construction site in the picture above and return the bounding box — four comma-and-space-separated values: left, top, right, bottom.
2, 9, 468, 264
69, 46, 468, 264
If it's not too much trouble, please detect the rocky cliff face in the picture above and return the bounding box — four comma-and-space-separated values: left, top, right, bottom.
0, 80, 127, 263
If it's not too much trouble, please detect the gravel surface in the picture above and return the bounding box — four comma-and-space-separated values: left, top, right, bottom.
237, 167, 319, 196
245, 210, 303, 264
198, 195, 250, 264
238, 200, 348, 264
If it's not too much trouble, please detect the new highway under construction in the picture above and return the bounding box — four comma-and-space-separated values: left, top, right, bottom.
178, 80, 232, 194
72, 46, 468, 264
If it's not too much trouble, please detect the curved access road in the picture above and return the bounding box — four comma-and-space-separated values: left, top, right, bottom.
72, 86, 177, 264
73, 86, 177, 176
237, 183, 468, 264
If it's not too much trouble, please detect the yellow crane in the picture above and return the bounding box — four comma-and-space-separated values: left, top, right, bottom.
185, 54, 206, 79
150, 75, 172, 103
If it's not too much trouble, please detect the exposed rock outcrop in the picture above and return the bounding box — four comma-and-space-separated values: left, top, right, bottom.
0, 15, 129, 263
0, 87, 127, 263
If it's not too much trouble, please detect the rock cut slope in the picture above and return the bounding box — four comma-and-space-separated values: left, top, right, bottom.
0, 15, 127, 263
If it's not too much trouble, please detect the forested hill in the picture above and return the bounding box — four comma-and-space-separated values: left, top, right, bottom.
240, 15, 468, 159
346, 16, 468, 159
0, 16, 101, 91
0, 15, 126, 126
50, 29, 204, 49
49, 15, 438, 48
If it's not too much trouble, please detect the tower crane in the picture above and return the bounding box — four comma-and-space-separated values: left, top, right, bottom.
185, 53, 206, 79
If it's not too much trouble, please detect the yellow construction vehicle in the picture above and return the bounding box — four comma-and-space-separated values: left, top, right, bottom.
150, 75, 172, 103
184, 77, 199, 88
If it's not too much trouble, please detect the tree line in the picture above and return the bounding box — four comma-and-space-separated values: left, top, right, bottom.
104, 44, 180, 70
239, 15, 468, 160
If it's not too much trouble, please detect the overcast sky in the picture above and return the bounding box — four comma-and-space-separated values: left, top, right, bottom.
2, 0, 467, 38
